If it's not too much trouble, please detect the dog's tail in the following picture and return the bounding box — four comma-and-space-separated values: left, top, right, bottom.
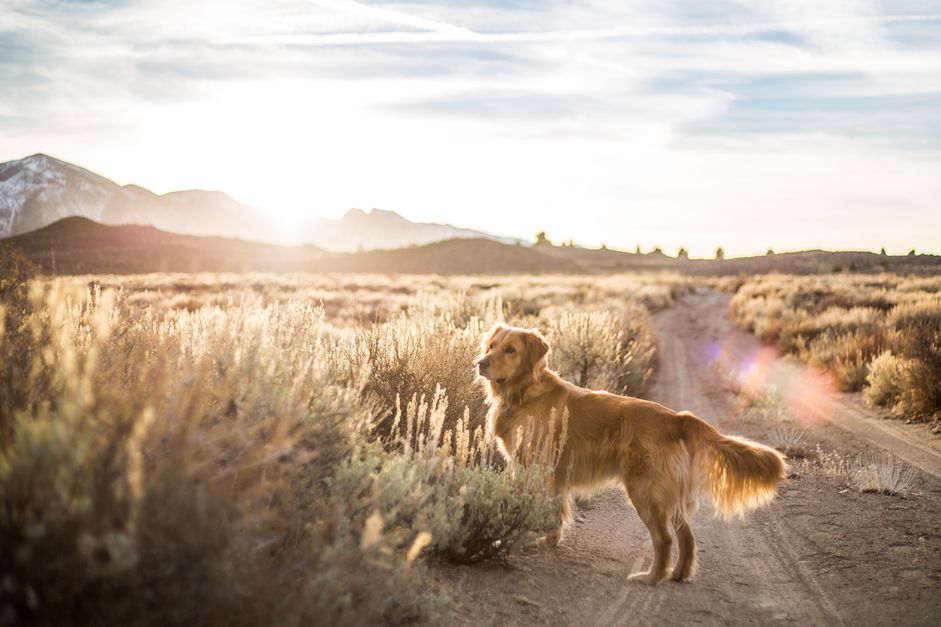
681, 412, 788, 518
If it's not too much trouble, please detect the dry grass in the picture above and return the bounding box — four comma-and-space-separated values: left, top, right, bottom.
767, 426, 810, 458
730, 274, 941, 424
853, 452, 917, 495
0, 270, 677, 625
809, 446, 917, 495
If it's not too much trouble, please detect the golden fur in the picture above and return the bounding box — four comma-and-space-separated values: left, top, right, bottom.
476, 324, 788, 585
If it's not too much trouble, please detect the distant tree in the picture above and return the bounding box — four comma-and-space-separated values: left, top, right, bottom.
535, 231, 551, 246
601, 243, 608, 250
677, 247, 689, 260
880, 247, 887, 256
908, 249, 916, 256
766, 248, 775, 256
635, 244, 641, 254
715, 246, 725, 260
567, 239, 575, 247
653, 246, 663, 255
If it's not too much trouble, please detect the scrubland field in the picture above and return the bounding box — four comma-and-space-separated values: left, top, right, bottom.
729, 274, 941, 428
0, 262, 691, 626
4, 257, 941, 627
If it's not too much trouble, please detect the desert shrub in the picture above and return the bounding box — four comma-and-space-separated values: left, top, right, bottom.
702, 275, 745, 294
546, 304, 656, 396
808, 447, 915, 495
864, 351, 904, 407
329, 390, 562, 565
729, 292, 786, 342
0, 282, 438, 626
330, 295, 501, 438
767, 426, 809, 458
853, 452, 916, 495
778, 306, 883, 354
888, 299, 941, 421
0, 243, 37, 299
4, 274, 613, 625
0, 246, 40, 444
731, 275, 941, 422
799, 328, 886, 392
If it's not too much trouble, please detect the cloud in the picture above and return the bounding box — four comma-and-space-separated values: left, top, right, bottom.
305, 0, 476, 35
229, 3, 941, 47
1, 0, 940, 254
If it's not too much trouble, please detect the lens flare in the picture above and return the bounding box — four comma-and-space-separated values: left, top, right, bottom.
709, 334, 838, 426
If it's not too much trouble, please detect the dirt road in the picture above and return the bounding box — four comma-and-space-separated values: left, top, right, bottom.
432, 289, 941, 626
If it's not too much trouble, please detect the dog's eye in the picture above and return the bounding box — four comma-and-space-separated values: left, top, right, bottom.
505, 346, 516, 354
489, 343, 495, 351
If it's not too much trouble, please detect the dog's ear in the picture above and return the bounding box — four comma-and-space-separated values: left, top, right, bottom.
481, 323, 506, 353
523, 328, 549, 368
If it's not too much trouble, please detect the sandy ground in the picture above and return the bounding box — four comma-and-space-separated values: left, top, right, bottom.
429, 289, 941, 626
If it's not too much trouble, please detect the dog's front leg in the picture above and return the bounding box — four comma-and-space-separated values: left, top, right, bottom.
543, 490, 572, 547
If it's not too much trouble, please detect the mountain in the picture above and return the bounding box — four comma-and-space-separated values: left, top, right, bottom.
0, 153, 525, 251
6, 218, 940, 276
0, 154, 276, 242
3, 217, 326, 275
303, 208, 522, 252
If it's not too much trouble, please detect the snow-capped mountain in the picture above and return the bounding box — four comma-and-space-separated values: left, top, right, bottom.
0, 154, 274, 242
0, 153, 524, 251
1, 153, 117, 235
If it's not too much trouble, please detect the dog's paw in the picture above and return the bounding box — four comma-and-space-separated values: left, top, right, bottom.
628, 570, 665, 586
540, 529, 562, 548
669, 569, 692, 583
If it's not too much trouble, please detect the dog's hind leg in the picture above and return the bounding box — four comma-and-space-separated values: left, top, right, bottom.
625, 481, 672, 586
670, 510, 697, 582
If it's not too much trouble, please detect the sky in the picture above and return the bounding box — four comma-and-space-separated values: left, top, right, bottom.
1, 0, 940, 257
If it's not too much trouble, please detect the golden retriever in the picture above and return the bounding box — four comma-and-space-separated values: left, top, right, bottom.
476, 323, 788, 585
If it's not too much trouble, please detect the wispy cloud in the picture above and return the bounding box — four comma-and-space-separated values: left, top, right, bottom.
232, 4, 941, 47
305, 0, 477, 35
1, 0, 940, 255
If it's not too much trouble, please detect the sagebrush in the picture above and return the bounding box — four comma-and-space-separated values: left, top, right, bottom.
0, 271, 670, 625
730, 274, 941, 424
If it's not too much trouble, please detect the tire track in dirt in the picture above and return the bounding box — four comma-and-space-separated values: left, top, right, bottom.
805, 397, 941, 480
640, 291, 844, 626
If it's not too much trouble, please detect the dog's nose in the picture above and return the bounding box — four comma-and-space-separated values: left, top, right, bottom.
477, 357, 490, 370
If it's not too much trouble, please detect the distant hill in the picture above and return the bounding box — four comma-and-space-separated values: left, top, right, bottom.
0, 153, 525, 251
4, 218, 940, 276
1, 218, 567, 275
537, 243, 941, 275
3, 217, 326, 274
317, 238, 581, 274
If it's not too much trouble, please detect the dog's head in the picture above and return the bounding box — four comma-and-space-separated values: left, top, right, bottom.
476, 324, 549, 387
